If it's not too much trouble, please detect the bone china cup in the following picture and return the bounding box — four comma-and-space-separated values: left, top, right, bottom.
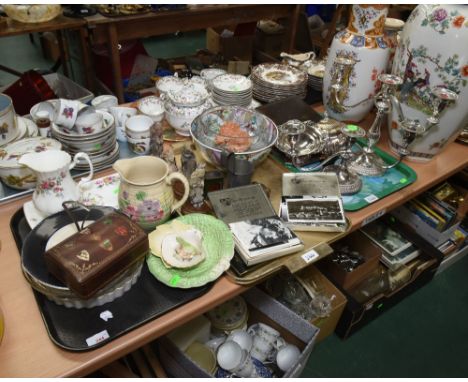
75, 112, 104, 135
0, 93, 17, 146
55, 99, 80, 129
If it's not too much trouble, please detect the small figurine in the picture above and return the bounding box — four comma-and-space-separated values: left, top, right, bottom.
162, 146, 178, 173
189, 163, 206, 208
150, 122, 164, 157
181, 146, 196, 179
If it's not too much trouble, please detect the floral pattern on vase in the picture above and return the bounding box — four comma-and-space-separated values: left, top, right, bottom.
323, 4, 390, 122
389, 4, 468, 161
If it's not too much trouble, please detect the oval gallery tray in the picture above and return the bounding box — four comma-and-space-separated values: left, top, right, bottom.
10, 207, 212, 351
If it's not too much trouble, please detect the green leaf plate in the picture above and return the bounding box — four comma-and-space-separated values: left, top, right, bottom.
146, 213, 234, 288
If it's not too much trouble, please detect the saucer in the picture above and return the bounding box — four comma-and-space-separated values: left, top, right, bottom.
78, 173, 120, 209
23, 201, 48, 229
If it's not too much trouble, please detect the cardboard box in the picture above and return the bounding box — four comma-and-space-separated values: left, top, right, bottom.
157, 287, 319, 378
319, 230, 381, 290
206, 27, 254, 62
296, 265, 347, 343
328, 215, 444, 339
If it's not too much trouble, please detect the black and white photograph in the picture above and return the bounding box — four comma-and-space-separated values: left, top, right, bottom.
229, 216, 296, 252
286, 198, 345, 224
361, 220, 412, 256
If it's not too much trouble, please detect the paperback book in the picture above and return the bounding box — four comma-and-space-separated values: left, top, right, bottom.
208, 184, 304, 266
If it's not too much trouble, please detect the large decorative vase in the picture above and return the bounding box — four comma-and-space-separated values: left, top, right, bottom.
323, 5, 390, 122
389, 4, 468, 162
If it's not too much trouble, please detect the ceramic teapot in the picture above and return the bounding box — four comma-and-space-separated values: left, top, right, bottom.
113, 156, 189, 230
18, 150, 94, 216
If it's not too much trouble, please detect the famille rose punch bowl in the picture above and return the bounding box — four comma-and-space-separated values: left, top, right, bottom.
190, 106, 278, 169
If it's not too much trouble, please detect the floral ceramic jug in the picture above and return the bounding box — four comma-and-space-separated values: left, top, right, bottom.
113, 156, 189, 230
18, 150, 94, 216
388, 4, 468, 162
323, 5, 390, 122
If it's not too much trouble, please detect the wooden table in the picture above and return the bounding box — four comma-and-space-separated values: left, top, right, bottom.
0, 108, 467, 376
84, 5, 300, 102
0, 15, 88, 81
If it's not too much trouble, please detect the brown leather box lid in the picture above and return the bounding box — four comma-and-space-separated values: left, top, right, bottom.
44, 212, 149, 299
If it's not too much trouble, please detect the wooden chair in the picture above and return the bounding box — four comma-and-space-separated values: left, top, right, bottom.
295, 5, 349, 58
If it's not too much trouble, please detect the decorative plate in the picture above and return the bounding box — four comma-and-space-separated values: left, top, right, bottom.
206, 295, 248, 331
212, 74, 252, 92
146, 213, 234, 288
252, 63, 307, 86
0, 137, 62, 169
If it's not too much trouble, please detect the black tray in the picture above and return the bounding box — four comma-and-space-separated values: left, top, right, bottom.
10, 208, 212, 352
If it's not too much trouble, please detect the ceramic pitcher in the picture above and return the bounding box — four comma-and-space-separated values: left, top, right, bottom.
113, 156, 189, 230
18, 150, 94, 216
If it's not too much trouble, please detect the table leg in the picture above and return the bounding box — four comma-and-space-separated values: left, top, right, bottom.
107, 23, 124, 103
57, 30, 70, 77
78, 27, 94, 92
286, 5, 301, 53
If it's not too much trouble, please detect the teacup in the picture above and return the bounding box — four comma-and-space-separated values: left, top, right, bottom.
137, 96, 164, 122
249, 335, 276, 362
91, 95, 118, 111
126, 115, 154, 136
226, 330, 253, 352
247, 323, 281, 362
248, 323, 281, 344
55, 99, 80, 128
276, 344, 301, 372
205, 335, 226, 352
0, 93, 18, 145
127, 136, 151, 155
109, 106, 137, 142
232, 353, 256, 378
216, 341, 247, 373
75, 112, 104, 135
30, 100, 57, 122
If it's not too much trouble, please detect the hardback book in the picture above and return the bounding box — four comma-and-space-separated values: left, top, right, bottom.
380, 244, 420, 269
360, 219, 412, 257
208, 184, 304, 266
280, 173, 347, 232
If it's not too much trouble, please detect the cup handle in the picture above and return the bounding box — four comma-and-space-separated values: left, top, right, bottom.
166, 171, 189, 212
70, 152, 94, 186
247, 324, 258, 336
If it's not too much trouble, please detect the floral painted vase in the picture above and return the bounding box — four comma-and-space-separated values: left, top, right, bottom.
323, 5, 390, 122
388, 4, 468, 162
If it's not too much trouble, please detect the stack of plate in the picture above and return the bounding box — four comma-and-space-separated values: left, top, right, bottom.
51, 110, 119, 171
206, 296, 249, 334
307, 63, 325, 91
211, 74, 252, 107
251, 63, 307, 103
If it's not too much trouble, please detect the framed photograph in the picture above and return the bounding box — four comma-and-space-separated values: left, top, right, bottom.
285, 197, 346, 224
361, 220, 412, 256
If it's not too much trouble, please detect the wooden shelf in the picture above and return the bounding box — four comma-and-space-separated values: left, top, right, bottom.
0, 106, 467, 377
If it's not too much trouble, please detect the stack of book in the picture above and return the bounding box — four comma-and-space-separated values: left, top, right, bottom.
407, 188, 458, 233
279, 173, 347, 232
360, 219, 420, 269
208, 184, 304, 266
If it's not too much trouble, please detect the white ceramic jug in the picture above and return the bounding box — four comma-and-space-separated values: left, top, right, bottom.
18, 150, 94, 216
